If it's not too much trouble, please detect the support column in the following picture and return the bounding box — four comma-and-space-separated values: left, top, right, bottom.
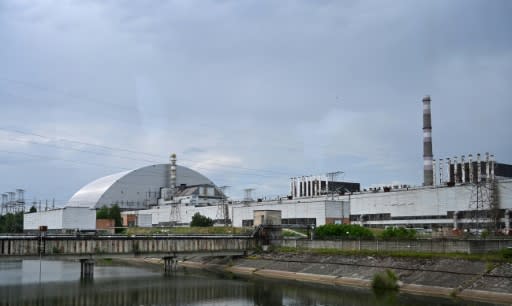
468, 154, 474, 184
453, 156, 459, 183
461, 155, 466, 183
163, 256, 177, 274
490, 154, 495, 180
477, 153, 482, 183
80, 258, 95, 280
485, 152, 490, 181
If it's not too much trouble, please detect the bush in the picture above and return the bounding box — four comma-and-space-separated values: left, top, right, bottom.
314, 224, 374, 240
190, 213, 214, 227
380, 227, 416, 240
372, 269, 399, 290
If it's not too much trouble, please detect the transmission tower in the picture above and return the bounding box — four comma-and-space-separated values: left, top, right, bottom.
216, 186, 230, 226
468, 158, 497, 231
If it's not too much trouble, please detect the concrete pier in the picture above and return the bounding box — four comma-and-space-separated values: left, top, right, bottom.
80, 258, 95, 279
163, 256, 177, 274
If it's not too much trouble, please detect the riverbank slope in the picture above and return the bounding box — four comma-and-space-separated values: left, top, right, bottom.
180, 252, 512, 304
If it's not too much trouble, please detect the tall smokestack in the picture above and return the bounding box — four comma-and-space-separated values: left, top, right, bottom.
423, 95, 434, 186
169, 153, 177, 200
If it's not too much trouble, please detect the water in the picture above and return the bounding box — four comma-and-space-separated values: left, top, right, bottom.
0, 259, 503, 306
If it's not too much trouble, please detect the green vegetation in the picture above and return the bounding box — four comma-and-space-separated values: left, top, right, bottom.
0, 212, 23, 233
190, 212, 214, 227
275, 247, 512, 262
96, 205, 123, 233
29, 206, 37, 213
372, 269, 399, 290
501, 247, 512, 259
380, 227, 416, 240
314, 224, 374, 240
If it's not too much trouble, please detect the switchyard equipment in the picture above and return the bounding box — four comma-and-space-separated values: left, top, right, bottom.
1, 189, 25, 215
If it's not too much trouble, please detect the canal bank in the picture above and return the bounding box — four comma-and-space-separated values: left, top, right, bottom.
179, 252, 512, 305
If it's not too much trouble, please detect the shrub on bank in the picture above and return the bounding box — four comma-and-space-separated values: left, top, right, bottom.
190, 212, 214, 227
314, 224, 374, 240
371, 269, 399, 290
380, 227, 416, 240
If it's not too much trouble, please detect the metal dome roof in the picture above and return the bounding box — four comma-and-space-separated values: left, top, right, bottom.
66, 164, 214, 209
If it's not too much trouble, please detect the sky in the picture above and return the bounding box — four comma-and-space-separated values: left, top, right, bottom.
0, 0, 511, 205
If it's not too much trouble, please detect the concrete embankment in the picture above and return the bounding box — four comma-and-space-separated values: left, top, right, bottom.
179, 253, 512, 304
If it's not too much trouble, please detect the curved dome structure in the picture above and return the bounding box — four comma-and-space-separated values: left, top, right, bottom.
67, 164, 215, 209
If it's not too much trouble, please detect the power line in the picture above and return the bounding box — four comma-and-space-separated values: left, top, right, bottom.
0, 76, 135, 112
0, 127, 292, 176
0, 80, 311, 155
0, 150, 131, 171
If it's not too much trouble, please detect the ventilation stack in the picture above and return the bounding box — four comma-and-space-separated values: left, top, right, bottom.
168, 153, 177, 200
423, 95, 434, 186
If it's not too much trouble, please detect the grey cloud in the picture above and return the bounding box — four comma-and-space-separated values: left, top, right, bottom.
0, 0, 510, 201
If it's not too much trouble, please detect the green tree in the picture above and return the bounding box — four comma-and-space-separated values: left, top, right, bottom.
96, 206, 110, 219
29, 206, 37, 213
109, 204, 123, 233
190, 212, 214, 227
0, 212, 23, 233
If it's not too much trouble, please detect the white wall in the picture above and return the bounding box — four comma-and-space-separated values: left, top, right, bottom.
24, 209, 63, 230
62, 207, 96, 230
348, 180, 512, 217
24, 207, 95, 231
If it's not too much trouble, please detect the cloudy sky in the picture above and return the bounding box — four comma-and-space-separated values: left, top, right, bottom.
0, 0, 511, 205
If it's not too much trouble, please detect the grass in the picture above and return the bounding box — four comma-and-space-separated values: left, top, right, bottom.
125, 226, 253, 236
274, 247, 512, 262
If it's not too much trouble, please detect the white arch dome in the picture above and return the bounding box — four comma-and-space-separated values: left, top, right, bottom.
67, 164, 214, 209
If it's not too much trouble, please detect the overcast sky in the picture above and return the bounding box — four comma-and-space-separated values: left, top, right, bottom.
0, 0, 511, 205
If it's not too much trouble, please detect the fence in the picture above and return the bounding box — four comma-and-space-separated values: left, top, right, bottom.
275, 239, 512, 254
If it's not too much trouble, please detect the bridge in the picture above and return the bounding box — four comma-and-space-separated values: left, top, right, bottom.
0, 234, 257, 278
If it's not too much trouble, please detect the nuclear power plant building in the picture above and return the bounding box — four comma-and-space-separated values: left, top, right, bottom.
45, 95, 512, 234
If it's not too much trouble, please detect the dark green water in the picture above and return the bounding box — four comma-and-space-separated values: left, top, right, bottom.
0, 260, 503, 306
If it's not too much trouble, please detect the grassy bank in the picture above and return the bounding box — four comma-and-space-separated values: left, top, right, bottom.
275, 246, 512, 262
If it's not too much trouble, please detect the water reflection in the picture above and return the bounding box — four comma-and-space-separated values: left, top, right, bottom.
0, 260, 502, 306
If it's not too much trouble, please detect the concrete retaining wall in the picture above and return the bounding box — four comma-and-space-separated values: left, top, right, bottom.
0, 236, 256, 256
277, 239, 512, 254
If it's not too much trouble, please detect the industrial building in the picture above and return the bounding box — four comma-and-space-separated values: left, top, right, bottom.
23, 207, 96, 233
29, 94, 509, 235
122, 198, 350, 228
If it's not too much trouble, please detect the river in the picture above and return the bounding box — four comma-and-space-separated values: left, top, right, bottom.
0, 259, 503, 305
